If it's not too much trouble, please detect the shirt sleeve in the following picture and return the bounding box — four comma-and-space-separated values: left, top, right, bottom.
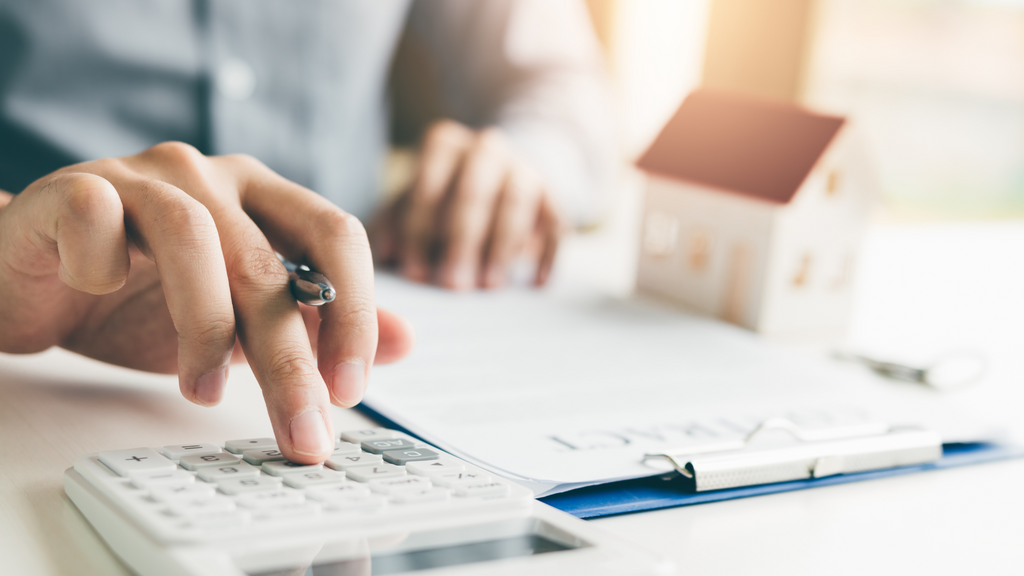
404, 0, 620, 227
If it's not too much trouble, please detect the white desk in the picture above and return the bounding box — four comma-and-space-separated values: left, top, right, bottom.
2, 190, 1023, 575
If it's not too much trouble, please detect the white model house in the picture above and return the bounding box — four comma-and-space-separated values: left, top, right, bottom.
635, 89, 874, 339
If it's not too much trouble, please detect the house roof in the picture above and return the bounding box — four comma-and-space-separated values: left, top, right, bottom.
636, 90, 846, 204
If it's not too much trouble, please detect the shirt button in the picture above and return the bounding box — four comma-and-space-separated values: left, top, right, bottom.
216, 58, 257, 101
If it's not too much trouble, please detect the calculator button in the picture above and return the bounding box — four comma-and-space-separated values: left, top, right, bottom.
390, 487, 450, 505
168, 497, 236, 517
305, 482, 371, 502
149, 483, 217, 503
179, 452, 242, 470
452, 481, 509, 498
242, 448, 286, 465
334, 441, 361, 454
131, 469, 195, 489
261, 461, 323, 477
368, 476, 432, 495
216, 476, 283, 495
235, 489, 305, 509
340, 428, 397, 444
430, 471, 491, 488
344, 463, 406, 482
181, 509, 251, 530
310, 488, 385, 513
324, 452, 383, 471
283, 470, 346, 489
224, 438, 277, 454
160, 443, 222, 461
361, 438, 416, 454
382, 448, 440, 465
99, 448, 176, 477
252, 501, 322, 520
197, 463, 261, 482
406, 457, 466, 477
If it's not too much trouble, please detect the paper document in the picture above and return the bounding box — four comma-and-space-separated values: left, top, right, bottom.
366, 275, 995, 497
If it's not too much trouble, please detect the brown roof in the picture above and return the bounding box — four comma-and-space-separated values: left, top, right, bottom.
637, 90, 845, 203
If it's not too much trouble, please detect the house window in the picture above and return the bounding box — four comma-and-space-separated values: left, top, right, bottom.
687, 229, 711, 272
826, 169, 842, 196
792, 253, 812, 287
642, 211, 678, 258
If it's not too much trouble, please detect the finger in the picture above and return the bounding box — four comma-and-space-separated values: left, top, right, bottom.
438, 129, 509, 290
482, 168, 542, 289
535, 197, 562, 287
115, 177, 237, 407
299, 306, 414, 366
367, 197, 402, 265
401, 121, 473, 282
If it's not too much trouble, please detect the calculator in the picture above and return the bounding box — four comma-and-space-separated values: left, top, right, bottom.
64, 427, 672, 575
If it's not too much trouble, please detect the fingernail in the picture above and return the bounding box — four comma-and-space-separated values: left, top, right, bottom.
450, 264, 475, 290
194, 367, 228, 406
485, 265, 504, 289
289, 409, 333, 456
403, 260, 428, 282
331, 360, 367, 407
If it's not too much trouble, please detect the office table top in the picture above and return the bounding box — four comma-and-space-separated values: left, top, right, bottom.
2, 213, 1023, 576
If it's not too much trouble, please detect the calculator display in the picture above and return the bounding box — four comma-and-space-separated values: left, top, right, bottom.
249, 534, 574, 575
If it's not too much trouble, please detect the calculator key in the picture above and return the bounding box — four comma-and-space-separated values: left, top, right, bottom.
305, 482, 371, 502
334, 441, 361, 454
235, 489, 305, 509
181, 509, 251, 530
99, 448, 177, 477
344, 463, 406, 482
390, 487, 450, 505
368, 476, 432, 495
216, 476, 283, 495
452, 481, 510, 498
324, 452, 383, 471
131, 469, 196, 489
340, 428, 397, 444
179, 452, 242, 470
168, 497, 236, 517
197, 463, 261, 482
149, 483, 217, 503
406, 457, 466, 477
252, 501, 322, 520
310, 487, 385, 513
224, 438, 277, 454
382, 448, 440, 465
283, 470, 346, 489
261, 460, 323, 477
160, 443, 222, 461
361, 438, 416, 454
242, 448, 286, 465
430, 471, 491, 488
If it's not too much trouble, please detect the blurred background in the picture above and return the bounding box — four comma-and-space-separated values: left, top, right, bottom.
584, 0, 1024, 220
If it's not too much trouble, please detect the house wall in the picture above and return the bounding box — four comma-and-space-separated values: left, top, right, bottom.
637, 176, 777, 329
758, 128, 873, 338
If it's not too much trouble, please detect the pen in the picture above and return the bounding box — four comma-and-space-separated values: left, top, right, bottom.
280, 257, 336, 306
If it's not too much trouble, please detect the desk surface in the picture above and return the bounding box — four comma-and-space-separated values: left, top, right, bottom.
3, 205, 1023, 575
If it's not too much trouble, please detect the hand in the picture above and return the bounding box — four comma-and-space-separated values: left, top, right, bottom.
370, 120, 564, 290
0, 142, 415, 463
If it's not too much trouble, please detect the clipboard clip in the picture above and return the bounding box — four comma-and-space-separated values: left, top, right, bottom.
642, 418, 943, 492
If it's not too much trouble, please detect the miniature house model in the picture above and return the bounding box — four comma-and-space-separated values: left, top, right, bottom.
636, 90, 873, 338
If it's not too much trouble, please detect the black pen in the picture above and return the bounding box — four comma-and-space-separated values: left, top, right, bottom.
280, 257, 336, 306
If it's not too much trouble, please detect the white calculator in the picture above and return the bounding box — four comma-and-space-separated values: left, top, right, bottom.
65, 427, 672, 576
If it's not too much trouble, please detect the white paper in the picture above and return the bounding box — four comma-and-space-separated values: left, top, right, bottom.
366, 275, 997, 497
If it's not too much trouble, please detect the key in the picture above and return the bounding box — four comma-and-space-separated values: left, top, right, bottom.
161, 443, 222, 461
283, 470, 346, 489
242, 448, 286, 465
235, 489, 305, 509
131, 469, 195, 489
390, 487, 450, 505
324, 452, 383, 471
344, 463, 406, 482
368, 476, 432, 495
216, 476, 282, 495
406, 457, 466, 477
168, 497, 236, 517
99, 448, 176, 477
252, 502, 322, 520
150, 483, 216, 503
382, 448, 440, 465
430, 471, 491, 488
182, 509, 251, 531
305, 482, 371, 502
361, 438, 416, 454
340, 428, 397, 444
261, 461, 323, 477
179, 452, 242, 471
308, 485, 384, 512
334, 441, 361, 454
196, 463, 261, 483
224, 438, 277, 454
452, 481, 510, 498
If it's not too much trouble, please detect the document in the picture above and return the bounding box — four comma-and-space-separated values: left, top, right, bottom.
366, 275, 996, 497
